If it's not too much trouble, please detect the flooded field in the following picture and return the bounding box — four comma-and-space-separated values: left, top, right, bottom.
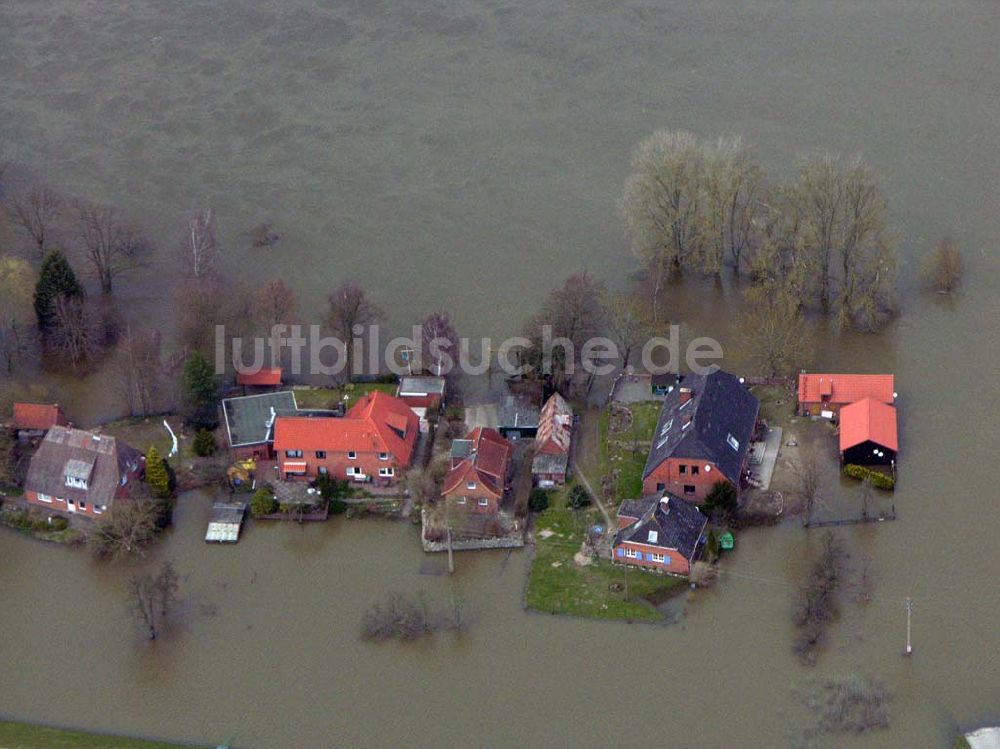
1, 0, 999, 746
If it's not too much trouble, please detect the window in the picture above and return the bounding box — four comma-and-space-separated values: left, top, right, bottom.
65, 476, 88, 490
692, 465, 699, 476
656, 482, 666, 492
625, 548, 639, 559
315, 450, 326, 459
348, 451, 357, 460
318, 466, 329, 475
457, 497, 467, 504
650, 553, 665, 563
679, 465, 687, 474
727, 433, 740, 451
378, 452, 389, 461
684, 484, 696, 495
378, 467, 394, 477
346, 466, 357, 476
79, 501, 86, 510
466, 481, 477, 490
37, 493, 52, 503
94, 505, 104, 514
478, 498, 489, 506
285, 450, 303, 458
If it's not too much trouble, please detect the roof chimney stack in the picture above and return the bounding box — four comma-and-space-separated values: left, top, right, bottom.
678, 387, 693, 405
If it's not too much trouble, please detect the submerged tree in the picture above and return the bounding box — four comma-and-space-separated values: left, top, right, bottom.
179, 207, 218, 279
740, 296, 812, 377
0, 255, 35, 373
129, 561, 180, 640
601, 290, 652, 368
114, 327, 163, 416
7, 185, 62, 255
46, 294, 101, 367
181, 351, 219, 430
74, 201, 146, 294
419, 310, 459, 379
88, 496, 162, 559
327, 282, 383, 380
920, 238, 964, 294
33, 249, 82, 332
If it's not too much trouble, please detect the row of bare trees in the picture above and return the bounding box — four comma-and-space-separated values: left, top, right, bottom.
621, 131, 899, 332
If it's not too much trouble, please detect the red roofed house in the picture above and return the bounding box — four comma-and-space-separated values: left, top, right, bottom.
839, 397, 898, 467
272, 391, 419, 485
24, 426, 143, 518
531, 392, 573, 487
798, 373, 895, 417
236, 367, 283, 390
12, 402, 67, 440
441, 427, 513, 515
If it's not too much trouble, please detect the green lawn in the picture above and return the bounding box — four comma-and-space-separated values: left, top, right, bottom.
525, 487, 683, 622
581, 407, 648, 505
0, 721, 202, 749
292, 383, 397, 410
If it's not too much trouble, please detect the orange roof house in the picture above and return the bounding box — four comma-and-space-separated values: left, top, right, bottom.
839, 397, 898, 467
12, 403, 67, 435
272, 391, 418, 483
532, 393, 573, 486
798, 374, 895, 415
442, 427, 513, 514
236, 367, 283, 387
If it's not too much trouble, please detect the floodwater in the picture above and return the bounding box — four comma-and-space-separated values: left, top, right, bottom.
1, 0, 999, 747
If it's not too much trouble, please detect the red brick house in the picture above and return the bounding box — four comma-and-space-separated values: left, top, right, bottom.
441, 427, 512, 514
642, 370, 760, 503
798, 373, 895, 417
24, 426, 143, 518
222, 391, 298, 461
612, 494, 708, 576
531, 392, 572, 486
839, 397, 898, 467
12, 402, 67, 440
272, 391, 419, 484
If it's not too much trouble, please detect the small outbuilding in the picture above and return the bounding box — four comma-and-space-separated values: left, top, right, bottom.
11, 402, 67, 440
205, 502, 248, 543
236, 367, 283, 390
396, 375, 446, 411
498, 394, 539, 440
839, 397, 898, 467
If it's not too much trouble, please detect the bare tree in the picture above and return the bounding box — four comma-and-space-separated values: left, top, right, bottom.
88, 497, 162, 559
128, 561, 180, 640
420, 310, 459, 379
602, 290, 652, 368
46, 294, 101, 367
114, 327, 163, 416
0, 255, 34, 373
253, 278, 299, 368
327, 282, 383, 380
8, 186, 61, 255
792, 444, 822, 523
74, 202, 146, 294
741, 296, 812, 377
702, 136, 764, 276
920, 238, 964, 293
180, 208, 218, 278
620, 130, 708, 320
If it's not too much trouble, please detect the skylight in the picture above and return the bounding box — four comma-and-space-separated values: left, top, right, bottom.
727, 433, 740, 451
659, 419, 673, 436
648, 530, 658, 543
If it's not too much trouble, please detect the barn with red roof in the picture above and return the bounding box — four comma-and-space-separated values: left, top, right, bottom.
839, 397, 898, 467
12, 402, 67, 439
272, 391, 419, 485
798, 373, 895, 416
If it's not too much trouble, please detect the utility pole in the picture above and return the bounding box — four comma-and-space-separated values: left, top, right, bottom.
904, 597, 913, 656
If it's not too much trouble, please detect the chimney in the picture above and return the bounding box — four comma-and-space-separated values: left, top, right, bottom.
678, 387, 693, 405
659, 495, 670, 513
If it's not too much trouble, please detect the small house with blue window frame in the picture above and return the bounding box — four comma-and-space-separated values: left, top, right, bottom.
612, 493, 708, 576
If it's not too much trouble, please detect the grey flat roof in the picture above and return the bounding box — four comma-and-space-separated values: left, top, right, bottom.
399, 375, 446, 395
223, 391, 298, 447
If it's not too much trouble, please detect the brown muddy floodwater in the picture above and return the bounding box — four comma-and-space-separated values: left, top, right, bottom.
1, 0, 1000, 747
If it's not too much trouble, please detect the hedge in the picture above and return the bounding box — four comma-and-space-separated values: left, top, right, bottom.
843, 464, 895, 490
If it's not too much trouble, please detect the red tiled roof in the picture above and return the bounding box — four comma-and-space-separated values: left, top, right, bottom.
535, 392, 572, 455
13, 403, 66, 431
272, 391, 418, 466
442, 427, 512, 497
840, 398, 898, 452
236, 368, 283, 386
798, 374, 895, 406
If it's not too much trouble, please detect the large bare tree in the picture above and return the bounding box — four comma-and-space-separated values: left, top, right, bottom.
327, 282, 383, 380
74, 201, 146, 294
180, 208, 218, 278
128, 561, 180, 640
8, 186, 61, 256
88, 496, 162, 560
46, 294, 101, 367
740, 296, 812, 377
702, 136, 764, 276
601, 289, 652, 368
420, 310, 459, 379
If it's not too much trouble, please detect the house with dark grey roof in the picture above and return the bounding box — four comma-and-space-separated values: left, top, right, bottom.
24, 426, 143, 519
222, 391, 298, 460
612, 493, 708, 576
642, 369, 760, 503
498, 394, 540, 440
396, 375, 446, 411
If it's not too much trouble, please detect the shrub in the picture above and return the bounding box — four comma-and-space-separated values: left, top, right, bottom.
793, 532, 848, 665
704, 528, 720, 562
192, 429, 217, 457
316, 473, 351, 500
330, 498, 347, 515
704, 481, 738, 517
843, 464, 894, 490
566, 484, 591, 509
145, 446, 172, 499
528, 488, 551, 513
250, 488, 278, 518
805, 674, 891, 736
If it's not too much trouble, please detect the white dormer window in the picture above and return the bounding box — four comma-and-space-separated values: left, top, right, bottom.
727, 433, 740, 451
466, 481, 477, 490
65, 476, 88, 490
648, 530, 658, 544
348, 451, 357, 460
378, 452, 389, 461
